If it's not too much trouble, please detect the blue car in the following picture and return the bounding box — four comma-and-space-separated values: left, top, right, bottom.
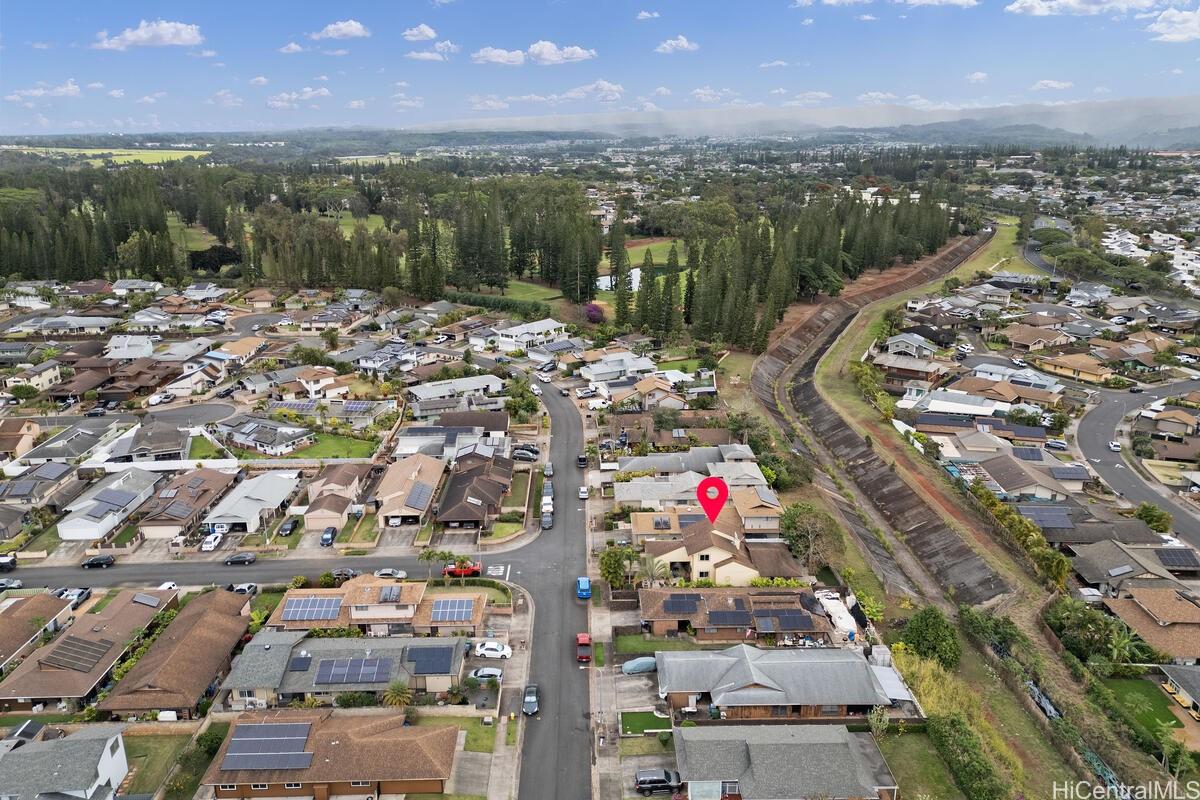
576, 576, 591, 600
621, 656, 658, 675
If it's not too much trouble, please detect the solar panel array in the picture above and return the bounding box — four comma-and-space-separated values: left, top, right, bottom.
1019, 505, 1074, 530
288, 656, 312, 672
408, 646, 454, 675
753, 608, 816, 632
1012, 447, 1044, 461
42, 635, 115, 672
281, 597, 342, 622
378, 585, 401, 602
314, 657, 393, 684
267, 400, 319, 414
132, 593, 162, 608
220, 722, 314, 772
662, 593, 700, 615
343, 400, 372, 413
1157, 548, 1200, 570
707, 610, 752, 627
431, 597, 474, 623
406, 481, 434, 510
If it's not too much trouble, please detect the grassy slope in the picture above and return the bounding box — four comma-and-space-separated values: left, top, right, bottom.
879, 732, 967, 800
124, 735, 191, 794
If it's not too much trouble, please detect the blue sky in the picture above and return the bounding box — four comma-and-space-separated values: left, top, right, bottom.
1, 1, 1197, 134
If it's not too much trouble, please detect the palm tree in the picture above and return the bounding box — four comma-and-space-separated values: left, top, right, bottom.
418, 547, 438, 580
382, 680, 413, 709
1107, 627, 1137, 664
636, 556, 668, 586
454, 554, 473, 588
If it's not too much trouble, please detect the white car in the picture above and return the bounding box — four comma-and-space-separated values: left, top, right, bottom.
469, 666, 504, 682
432, 335, 450, 344
200, 532, 223, 552
373, 568, 408, 580
578, 486, 590, 500
474, 640, 513, 659
537, 372, 553, 383
531, 385, 543, 396
1108, 441, 1122, 452
575, 387, 597, 399
157, 581, 178, 590
251, 324, 262, 332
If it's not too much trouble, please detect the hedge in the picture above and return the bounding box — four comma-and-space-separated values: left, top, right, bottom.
927, 712, 1012, 800
443, 291, 551, 320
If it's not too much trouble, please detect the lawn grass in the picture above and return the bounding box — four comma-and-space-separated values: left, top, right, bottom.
24, 525, 60, 555
0, 711, 79, 726
252, 590, 286, 616
415, 520, 434, 545
878, 732, 966, 800
500, 280, 562, 303
111, 524, 138, 547
619, 736, 675, 756
266, 516, 302, 548
87, 590, 116, 614
425, 582, 511, 606
167, 212, 220, 252
413, 715, 496, 753
235, 433, 378, 459
600, 238, 681, 271
657, 358, 701, 373
620, 711, 671, 735
1103, 677, 1182, 731
488, 522, 522, 538
124, 734, 191, 794
188, 435, 225, 459
717, 351, 759, 416
15, 146, 209, 165
164, 722, 229, 800
505, 472, 530, 509
527, 471, 545, 521
594, 641, 606, 667
305, 212, 388, 239
615, 634, 725, 654
506, 716, 518, 746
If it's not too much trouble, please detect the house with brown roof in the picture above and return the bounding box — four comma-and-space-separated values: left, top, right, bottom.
435, 452, 513, 529
241, 288, 280, 310
643, 520, 803, 586
375, 454, 446, 528
1156, 409, 1198, 437
213, 336, 267, 367
627, 376, 687, 411
638, 587, 835, 644
0, 592, 73, 672
96, 358, 182, 402
1003, 324, 1072, 352
203, 710, 458, 799
1033, 353, 1114, 384
303, 464, 370, 533
1105, 587, 1200, 665
730, 486, 783, 535
947, 376, 1063, 409
0, 588, 178, 712
1071, 540, 1181, 595
0, 418, 39, 462
98, 589, 249, 719
138, 468, 239, 539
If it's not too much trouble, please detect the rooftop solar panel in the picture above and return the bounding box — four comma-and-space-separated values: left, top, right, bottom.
756, 618, 775, 633
707, 610, 752, 626
4, 480, 35, 498
1012, 447, 1044, 461
41, 635, 114, 673
408, 645, 454, 675
662, 599, 698, 615
281, 597, 342, 622
313, 657, 393, 684
132, 593, 162, 608
406, 481, 434, 510
431, 597, 474, 622
220, 752, 314, 771
1157, 548, 1200, 569
94, 488, 136, 508
288, 656, 312, 672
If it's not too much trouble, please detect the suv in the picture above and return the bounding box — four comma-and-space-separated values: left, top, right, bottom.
512, 449, 538, 463
81, 554, 115, 569
0, 554, 16, 572
634, 769, 682, 796
320, 527, 337, 547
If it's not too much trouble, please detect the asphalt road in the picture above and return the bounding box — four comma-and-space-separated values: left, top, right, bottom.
229, 313, 283, 335
18, 402, 237, 428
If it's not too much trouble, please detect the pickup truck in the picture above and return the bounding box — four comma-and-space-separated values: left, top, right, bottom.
576, 632, 592, 662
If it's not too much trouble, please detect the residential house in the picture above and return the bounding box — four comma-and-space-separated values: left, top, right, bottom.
435, 451, 514, 529
913, 389, 1007, 417
0, 462, 82, 513
644, 521, 802, 586
947, 376, 1062, 409
578, 348, 657, 383
125, 308, 174, 332
884, 332, 936, 359
103, 335, 155, 361
264, 577, 430, 637
0, 419, 39, 463
490, 318, 568, 353
406, 374, 503, 404
1071, 540, 1182, 595
655, 645, 897, 720
1033, 353, 1115, 384
730, 485, 783, 535
303, 464, 370, 533
96, 359, 181, 403
1156, 409, 1198, 437
154, 337, 216, 363
111, 278, 163, 296
437, 411, 509, 437
203, 471, 300, 535
673, 725, 899, 800
1003, 324, 1072, 352
1160, 665, 1200, 717
106, 421, 190, 463
375, 454, 446, 527
0, 343, 34, 368
46, 367, 115, 403
0, 593, 73, 673
215, 415, 315, 457
343, 288, 379, 312
0, 589, 177, 712
0, 506, 27, 541
614, 472, 706, 510
220, 631, 465, 709
210, 337, 267, 368
1105, 587, 1200, 665
0, 725, 129, 800
57, 467, 160, 541
138, 468, 239, 539
97, 590, 249, 720
976, 454, 1069, 501
201, 710, 457, 798
35, 316, 121, 336
638, 587, 836, 644
241, 288, 279, 310
5, 361, 61, 394
183, 283, 231, 303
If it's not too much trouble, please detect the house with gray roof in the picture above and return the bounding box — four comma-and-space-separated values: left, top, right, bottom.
214, 414, 314, 456
58, 467, 160, 541
0, 724, 129, 800
103, 335, 155, 361
21, 419, 122, 465
203, 471, 299, 534
673, 724, 899, 800
106, 421, 190, 463
655, 645, 894, 720
0, 462, 82, 513
407, 374, 503, 403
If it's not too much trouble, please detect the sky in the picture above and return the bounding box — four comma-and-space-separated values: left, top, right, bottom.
1, 0, 1197, 135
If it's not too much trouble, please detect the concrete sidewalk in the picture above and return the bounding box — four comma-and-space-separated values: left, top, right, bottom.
486, 584, 533, 800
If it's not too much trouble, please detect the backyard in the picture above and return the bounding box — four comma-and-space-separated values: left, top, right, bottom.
620, 711, 672, 735
878, 732, 966, 800
124, 734, 192, 794
234, 433, 378, 459
1103, 677, 1182, 731
413, 715, 496, 753
615, 634, 726, 654
164, 722, 229, 800
188, 436, 225, 459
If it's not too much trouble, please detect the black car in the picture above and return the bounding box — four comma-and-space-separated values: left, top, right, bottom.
278, 518, 298, 536
331, 567, 360, 582
81, 554, 115, 569
84, 407, 106, 417
105, 400, 120, 411
522, 684, 540, 716
513, 443, 540, 457
576, 454, 588, 468
634, 769, 682, 796
216, 386, 236, 398
224, 552, 257, 566
320, 527, 337, 546
1129, 385, 1145, 393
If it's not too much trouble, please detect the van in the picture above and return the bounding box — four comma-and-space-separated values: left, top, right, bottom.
576, 577, 591, 600
200, 533, 223, 552
541, 496, 554, 514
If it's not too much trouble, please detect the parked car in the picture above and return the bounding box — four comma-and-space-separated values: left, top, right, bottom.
1045, 440, 1069, 451
559, 387, 569, 396
578, 486, 589, 500
494, 355, 510, 364
84, 407, 106, 417
1108, 441, 1123, 452
541, 512, 554, 530
514, 443, 541, 457
1010, 357, 1027, 367
576, 454, 588, 468
105, 400, 119, 411
575, 387, 597, 399
0, 578, 23, 590
543, 462, 553, 478
1129, 385, 1144, 393
331, 567, 359, 582
576, 576, 591, 600
320, 526, 337, 547
576, 632, 592, 662
537, 372, 553, 383
470, 666, 503, 682
278, 518, 298, 536
224, 552, 257, 566
634, 769, 682, 796
81, 555, 115, 569
0, 554, 16, 572
251, 324, 262, 332
444, 561, 482, 578
530, 385, 542, 396
157, 581, 178, 590
231, 582, 258, 595
621, 656, 659, 675
522, 684, 540, 715
200, 532, 224, 552
512, 449, 538, 463
474, 640, 512, 659
215, 386, 236, 398
374, 568, 407, 580
60, 587, 92, 608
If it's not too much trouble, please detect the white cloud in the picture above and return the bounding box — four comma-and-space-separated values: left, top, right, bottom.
136, 91, 167, 104
507, 94, 551, 103
789, 0, 814, 6
266, 86, 331, 108
34, 114, 50, 127
393, 92, 425, 109
473, 46, 526, 65
802, 17, 816, 24
631, 101, 662, 111
655, 34, 699, 53
637, 10, 661, 19
651, 86, 672, 97
1171, 66, 1185, 73
1005, 0, 1157, 14
527, 40, 597, 64
783, 90, 833, 106
92, 19, 203, 51
191, 49, 217, 57
760, 59, 789, 68
1030, 78, 1073, 89
1094, 85, 1112, 93
559, 79, 624, 102
905, 0, 978, 6
469, 94, 509, 111
769, 87, 789, 95
822, 0, 873, 5
309, 19, 370, 40
278, 42, 304, 54
857, 14, 878, 20
1146, 8, 1200, 42
858, 91, 898, 103
3, 78, 82, 101
315, 75, 330, 81
107, 88, 125, 98
403, 23, 437, 41
250, 76, 269, 86
394, 80, 409, 87
208, 89, 242, 108
436, 40, 460, 54
86, 82, 105, 89
322, 48, 349, 56
408, 40, 459, 61
966, 71, 988, 82
691, 85, 738, 103
31, 42, 51, 49
346, 99, 366, 109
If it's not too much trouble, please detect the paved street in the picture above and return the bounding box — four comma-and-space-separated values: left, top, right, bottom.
16, 401, 237, 428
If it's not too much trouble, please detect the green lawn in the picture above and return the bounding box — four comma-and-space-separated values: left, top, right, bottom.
500, 280, 562, 303
87, 590, 116, 614
619, 736, 675, 756
594, 641, 606, 667
1103, 677, 1182, 731
878, 733, 967, 800
167, 212, 220, 252
413, 715, 496, 753
425, 582, 511, 606
505, 472, 530, 508
0, 712, 79, 727
124, 735, 192, 794
24, 525, 61, 555
188, 436, 225, 459
488, 522, 522, 538
310, 212, 388, 238
252, 590, 286, 616
111, 524, 138, 547
164, 722, 229, 800
657, 358, 701, 374
601, 238, 681, 271
615, 634, 724, 654
337, 514, 378, 544
415, 520, 434, 545
234, 433, 378, 460
620, 711, 671, 735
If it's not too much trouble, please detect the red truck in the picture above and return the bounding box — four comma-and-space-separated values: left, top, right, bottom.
575, 632, 592, 662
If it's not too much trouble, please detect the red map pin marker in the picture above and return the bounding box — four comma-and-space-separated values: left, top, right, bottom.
696, 476, 729, 523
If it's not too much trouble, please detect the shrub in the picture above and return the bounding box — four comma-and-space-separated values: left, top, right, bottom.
902, 607, 961, 669
443, 291, 551, 319
927, 713, 1012, 800
335, 691, 376, 708
197, 729, 226, 757
657, 730, 672, 747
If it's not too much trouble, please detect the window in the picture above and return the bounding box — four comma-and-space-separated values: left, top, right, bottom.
238, 690, 255, 699
355, 605, 368, 612
284, 783, 302, 789
770, 705, 789, 718
219, 785, 237, 791
109, 738, 120, 756
698, 571, 709, 579
350, 781, 371, 787
821, 704, 841, 716
721, 781, 740, 796
699, 553, 710, 561
251, 785, 268, 790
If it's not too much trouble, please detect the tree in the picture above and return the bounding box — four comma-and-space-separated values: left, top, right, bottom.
1134, 502, 1172, 533
901, 606, 962, 670
599, 545, 635, 588
320, 328, 340, 351
418, 547, 439, 580
453, 554, 473, 587
318, 571, 336, 588
635, 555, 669, 586
9, 384, 37, 402
779, 502, 843, 570
652, 407, 682, 432
382, 680, 414, 708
